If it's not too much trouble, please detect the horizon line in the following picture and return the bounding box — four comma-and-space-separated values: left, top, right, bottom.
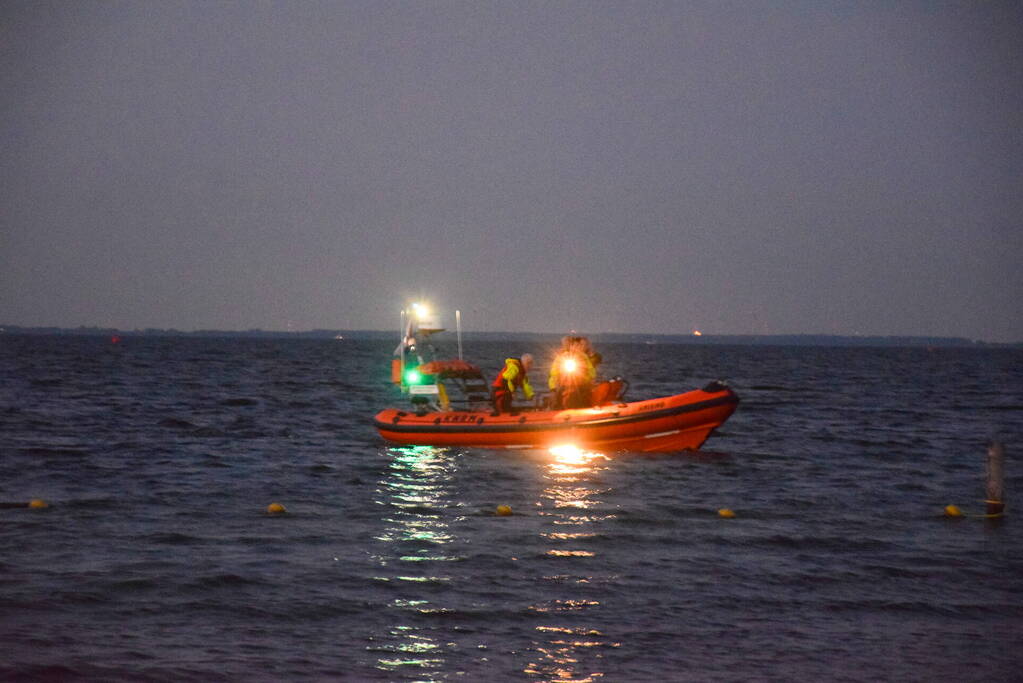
1, 323, 1017, 346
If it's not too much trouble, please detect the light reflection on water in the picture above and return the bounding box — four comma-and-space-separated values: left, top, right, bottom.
370, 446, 462, 679
526, 445, 621, 682
370, 444, 623, 681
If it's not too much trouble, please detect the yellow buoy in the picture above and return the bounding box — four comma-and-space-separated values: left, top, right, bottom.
266, 502, 287, 514
718, 508, 736, 518
495, 505, 513, 516
28, 499, 49, 509
944, 504, 963, 518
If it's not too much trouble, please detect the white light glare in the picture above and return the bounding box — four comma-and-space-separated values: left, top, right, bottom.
411, 302, 430, 319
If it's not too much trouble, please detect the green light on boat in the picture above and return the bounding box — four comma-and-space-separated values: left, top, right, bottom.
405, 369, 422, 384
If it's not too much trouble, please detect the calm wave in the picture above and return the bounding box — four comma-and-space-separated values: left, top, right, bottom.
1, 336, 1021, 681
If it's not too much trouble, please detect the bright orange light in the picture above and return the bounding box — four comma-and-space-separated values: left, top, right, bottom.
693, 329, 702, 336
548, 444, 608, 472
549, 444, 583, 461
561, 357, 578, 373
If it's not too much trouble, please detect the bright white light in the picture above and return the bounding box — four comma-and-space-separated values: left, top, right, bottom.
548, 443, 608, 472
550, 444, 582, 459
411, 302, 430, 319
562, 358, 578, 373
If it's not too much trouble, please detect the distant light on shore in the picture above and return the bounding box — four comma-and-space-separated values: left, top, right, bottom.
693, 330, 702, 336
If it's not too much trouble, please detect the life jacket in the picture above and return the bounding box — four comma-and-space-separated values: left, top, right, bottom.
491, 357, 529, 395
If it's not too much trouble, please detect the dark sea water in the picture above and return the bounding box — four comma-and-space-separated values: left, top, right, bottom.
1, 335, 1021, 682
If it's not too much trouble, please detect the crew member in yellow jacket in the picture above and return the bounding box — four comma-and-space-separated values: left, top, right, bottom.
490, 354, 535, 415
548, 337, 597, 409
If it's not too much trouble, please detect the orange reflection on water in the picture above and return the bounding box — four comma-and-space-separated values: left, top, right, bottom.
524, 625, 621, 682
544, 488, 603, 509
526, 446, 618, 681
546, 549, 596, 557
543, 445, 612, 513
548, 444, 610, 476
543, 531, 596, 540
550, 514, 617, 525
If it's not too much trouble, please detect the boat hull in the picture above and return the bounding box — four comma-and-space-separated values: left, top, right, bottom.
374, 384, 739, 453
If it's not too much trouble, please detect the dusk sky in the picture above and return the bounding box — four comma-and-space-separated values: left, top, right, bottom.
2, 1, 1021, 341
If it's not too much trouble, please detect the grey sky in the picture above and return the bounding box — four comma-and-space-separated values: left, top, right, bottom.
2, 1, 1021, 341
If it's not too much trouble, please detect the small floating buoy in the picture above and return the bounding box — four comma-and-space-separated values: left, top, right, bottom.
944, 504, 963, 518
266, 502, 287, 514
718, 508, 735, 518
28, 499, 49, 509
495, 505, 512, 516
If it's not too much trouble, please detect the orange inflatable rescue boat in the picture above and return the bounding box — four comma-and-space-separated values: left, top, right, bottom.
375, 380, 739, 453
376, 302, 739, 453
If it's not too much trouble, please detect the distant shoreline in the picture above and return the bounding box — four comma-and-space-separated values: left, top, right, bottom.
1, 324, 1017, 348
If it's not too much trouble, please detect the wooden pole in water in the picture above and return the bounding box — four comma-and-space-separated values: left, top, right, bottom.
986, 441, 1005, 517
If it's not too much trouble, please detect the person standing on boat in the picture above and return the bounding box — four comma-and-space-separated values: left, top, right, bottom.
578, 337, 602, 378
490, 354, 535, 415
548, 337, 596, 409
